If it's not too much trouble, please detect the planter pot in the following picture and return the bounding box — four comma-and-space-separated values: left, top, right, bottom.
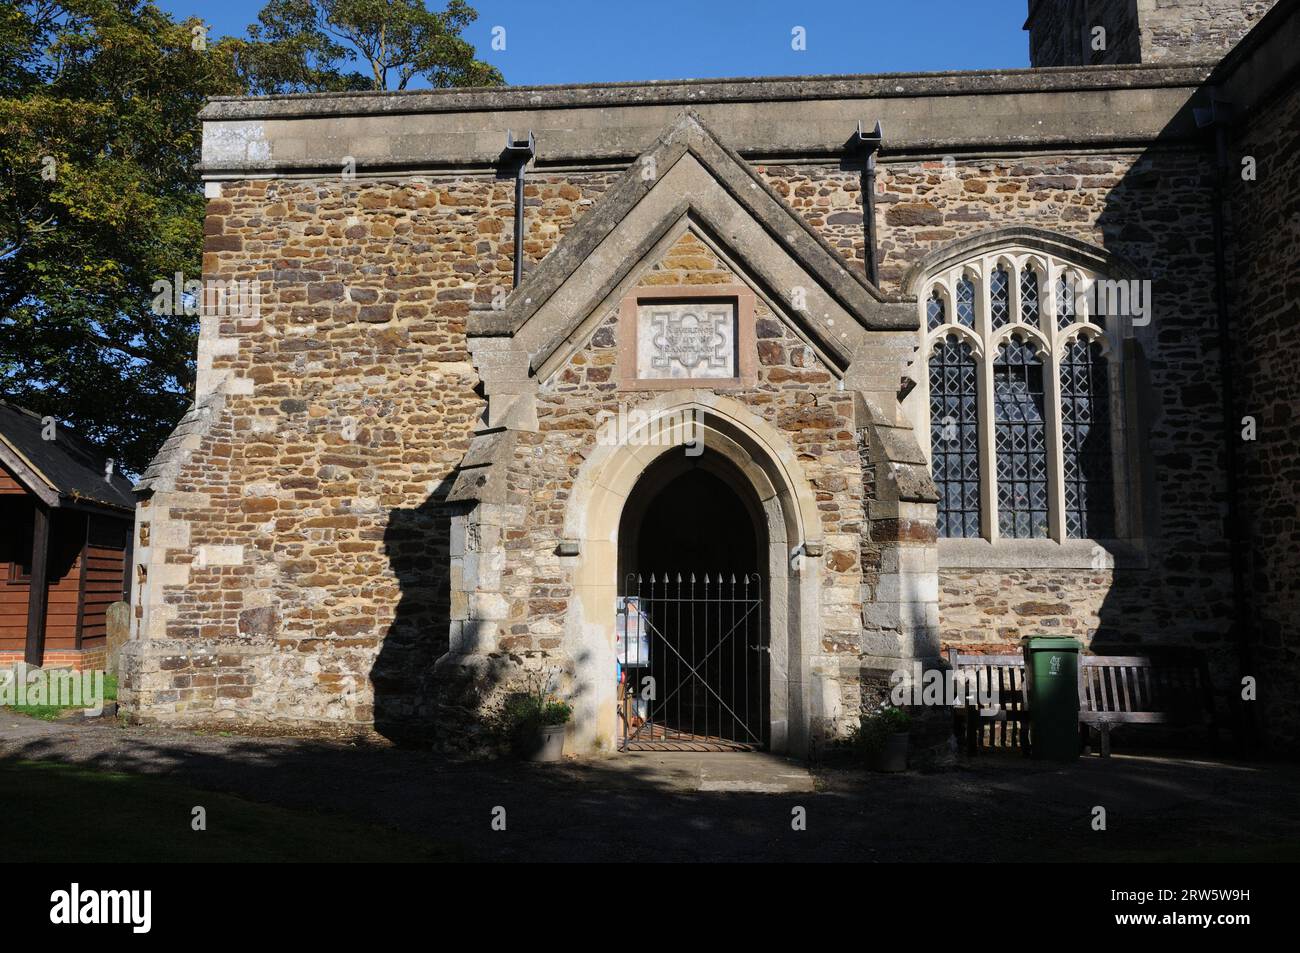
520, 724, 566, 763
868, 732, 910, 772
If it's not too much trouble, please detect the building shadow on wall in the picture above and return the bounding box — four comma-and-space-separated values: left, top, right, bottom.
1085, 76, 1248, 747
370, 488, 461, 747
372, 488, 596, 751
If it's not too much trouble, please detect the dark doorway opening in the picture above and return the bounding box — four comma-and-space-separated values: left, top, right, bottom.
618, 461, 768, 751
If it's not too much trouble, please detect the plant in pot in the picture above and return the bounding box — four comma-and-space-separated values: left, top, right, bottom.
501, 677, 572, 763
851, 706, 912, 772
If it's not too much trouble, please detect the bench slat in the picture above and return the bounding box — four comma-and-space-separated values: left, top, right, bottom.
1081, 711, 1176, 725
947, 647, 1215, 755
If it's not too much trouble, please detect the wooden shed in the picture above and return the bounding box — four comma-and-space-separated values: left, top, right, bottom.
0, 401, 134, 670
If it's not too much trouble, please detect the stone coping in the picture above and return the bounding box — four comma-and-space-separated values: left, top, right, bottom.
199, 63, 1215, 121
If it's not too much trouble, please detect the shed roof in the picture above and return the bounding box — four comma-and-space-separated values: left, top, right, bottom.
0, 401, 136, 512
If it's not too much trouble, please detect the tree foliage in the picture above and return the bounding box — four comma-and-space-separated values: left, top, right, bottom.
232, 0, 502, 94
0, 0, 501, 474
0, 0, 243, 473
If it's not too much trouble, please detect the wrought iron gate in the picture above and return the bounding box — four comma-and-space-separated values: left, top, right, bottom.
618, 572, 766, 751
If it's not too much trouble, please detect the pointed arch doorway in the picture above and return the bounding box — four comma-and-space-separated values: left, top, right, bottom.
617, 453, 769, 751
563, 393, 824, 758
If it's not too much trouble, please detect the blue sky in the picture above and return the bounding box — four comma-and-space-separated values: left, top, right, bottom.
159, 0, 1031, 86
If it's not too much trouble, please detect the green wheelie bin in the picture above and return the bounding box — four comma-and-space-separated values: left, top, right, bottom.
1022, 637, 1081, 760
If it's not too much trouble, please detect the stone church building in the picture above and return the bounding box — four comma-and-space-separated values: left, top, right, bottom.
122, 0, 1300, 755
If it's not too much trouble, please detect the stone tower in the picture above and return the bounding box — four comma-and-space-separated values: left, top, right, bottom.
1026, 0, 1279, 66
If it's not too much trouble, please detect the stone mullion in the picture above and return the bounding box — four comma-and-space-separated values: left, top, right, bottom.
1043, 261, 1068, 542
1009, 256, 1023, 326
1045, 346, 1068, 542
916, 297, 934, 466
1044, 262, 1061, 348
974, 259, 999, 542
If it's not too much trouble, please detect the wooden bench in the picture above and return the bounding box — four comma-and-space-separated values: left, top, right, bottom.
947, 648, 1218, 757
1078, 654, 1218, 758
946, 650, 1029, 755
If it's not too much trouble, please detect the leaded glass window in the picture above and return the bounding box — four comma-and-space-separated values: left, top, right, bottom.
929, 336, 980, 538
990, 265, 1010, 330
927, 292, 945, 331
956, 276, 975, 328
1088, 284, 1106, 330
993, 339, 1049, 539
1060, 336, 1114, 538
918, 248, 1125, 543
1020, 268, 1040, 327
1056, 275, 1075, 330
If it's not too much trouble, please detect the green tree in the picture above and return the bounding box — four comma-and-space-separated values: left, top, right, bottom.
0, 0, 243, 473
233, 0, 502, 94
1, 0, 501, 474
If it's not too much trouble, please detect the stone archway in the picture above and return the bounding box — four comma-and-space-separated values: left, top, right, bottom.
560, 390, 824, 756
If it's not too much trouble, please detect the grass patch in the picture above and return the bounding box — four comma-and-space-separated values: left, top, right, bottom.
2, 672, 117, 721
0, 759, 461, 862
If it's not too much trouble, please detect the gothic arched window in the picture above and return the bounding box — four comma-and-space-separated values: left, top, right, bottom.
928, 335, 980, 538
927, 291, 945, 332
955, 275, 976, 328
990, 265, 1010, 330
994, 338, 1048, 539
915, 247, 1126, 543
1055, 274, 1075, 330
1060, 335, 1113, 538
1020, 268, 1040, 327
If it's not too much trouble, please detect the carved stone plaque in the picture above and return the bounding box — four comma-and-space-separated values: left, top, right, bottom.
619, 286, 755, 390
635, 301, 737, 381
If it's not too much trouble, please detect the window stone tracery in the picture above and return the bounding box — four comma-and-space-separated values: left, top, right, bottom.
916, 247, 1122, 543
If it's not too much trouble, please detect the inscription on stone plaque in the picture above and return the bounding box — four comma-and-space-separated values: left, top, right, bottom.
635, 301, 737, 381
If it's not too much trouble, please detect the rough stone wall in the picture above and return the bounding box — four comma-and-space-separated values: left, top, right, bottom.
937, 567, 1172, 653
1027, 0, 1278, 67
874, 153, 1200, 294
126, 171, 617, 734
761, 153, 1212, 291
500, 231, 865, 735
1136, 0, 1278, 63
1027, 0, 1141, 67
1230, 78, 1300, 751
760, 166, 867, 275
